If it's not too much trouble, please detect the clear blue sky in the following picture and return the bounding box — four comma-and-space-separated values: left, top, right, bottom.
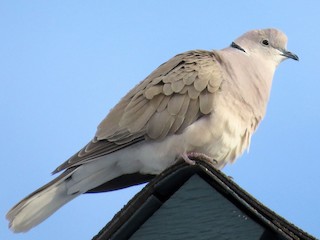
1, 1, 319, 239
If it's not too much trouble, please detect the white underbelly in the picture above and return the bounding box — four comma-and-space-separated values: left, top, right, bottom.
129, 104, 252, 174
72, 98, 254, 194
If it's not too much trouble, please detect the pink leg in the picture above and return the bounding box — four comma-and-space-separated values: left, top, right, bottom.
180, 152, 196, 165
179, 152, 217, 165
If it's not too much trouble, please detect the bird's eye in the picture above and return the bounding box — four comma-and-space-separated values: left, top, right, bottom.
262, 39, 269, 46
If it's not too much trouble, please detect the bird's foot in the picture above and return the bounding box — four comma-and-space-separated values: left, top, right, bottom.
179, 152, 218, 166
180, 152, 196, 165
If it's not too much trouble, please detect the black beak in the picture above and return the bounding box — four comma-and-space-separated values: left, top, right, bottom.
281, 49, 299, 61
231, 42, 246, 53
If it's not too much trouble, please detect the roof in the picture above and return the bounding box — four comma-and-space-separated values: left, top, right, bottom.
92, 159, 316, 240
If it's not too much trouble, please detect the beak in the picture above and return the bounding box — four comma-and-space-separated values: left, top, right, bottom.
230, 42, 246, 53
281, 49, 299, 61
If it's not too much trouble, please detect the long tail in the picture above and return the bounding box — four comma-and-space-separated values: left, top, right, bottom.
6, 159, 120, 233
6, 169, 77, 232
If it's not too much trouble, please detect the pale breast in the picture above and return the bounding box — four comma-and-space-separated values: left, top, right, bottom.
129, 89, 259, 174
181, 92, 258, 169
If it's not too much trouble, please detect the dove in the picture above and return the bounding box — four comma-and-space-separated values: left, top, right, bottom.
6, 28, 298, 233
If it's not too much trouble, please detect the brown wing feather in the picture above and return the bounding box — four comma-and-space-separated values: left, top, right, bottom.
53, 50, 223, 173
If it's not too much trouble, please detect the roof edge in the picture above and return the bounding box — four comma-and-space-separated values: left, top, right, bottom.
93, 158, 316, 240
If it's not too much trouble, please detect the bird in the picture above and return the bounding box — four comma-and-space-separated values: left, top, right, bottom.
6, 28, 298, 233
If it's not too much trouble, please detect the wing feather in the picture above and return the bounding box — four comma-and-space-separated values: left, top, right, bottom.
53, 50, 224, 173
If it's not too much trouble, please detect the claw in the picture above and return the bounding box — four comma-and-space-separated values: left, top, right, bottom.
179, 152, 218, 166
180, 152, 196, 165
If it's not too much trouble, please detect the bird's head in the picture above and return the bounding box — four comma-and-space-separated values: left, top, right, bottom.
231, 28, 299, 66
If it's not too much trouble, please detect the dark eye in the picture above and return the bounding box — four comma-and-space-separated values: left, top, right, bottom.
262, 39, 269, 46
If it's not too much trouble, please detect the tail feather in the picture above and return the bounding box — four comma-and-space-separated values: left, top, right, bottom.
6, 157, 129, 232
66, 165, 120, 195
6, 170, 78, 233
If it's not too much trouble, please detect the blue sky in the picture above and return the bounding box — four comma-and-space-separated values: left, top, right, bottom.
1, 1, 319, 239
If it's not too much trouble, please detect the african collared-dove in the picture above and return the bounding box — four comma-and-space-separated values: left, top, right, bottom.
7, 28, 298, 233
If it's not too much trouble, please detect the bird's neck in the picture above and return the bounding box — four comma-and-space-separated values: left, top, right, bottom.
218, 48, 276, 117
